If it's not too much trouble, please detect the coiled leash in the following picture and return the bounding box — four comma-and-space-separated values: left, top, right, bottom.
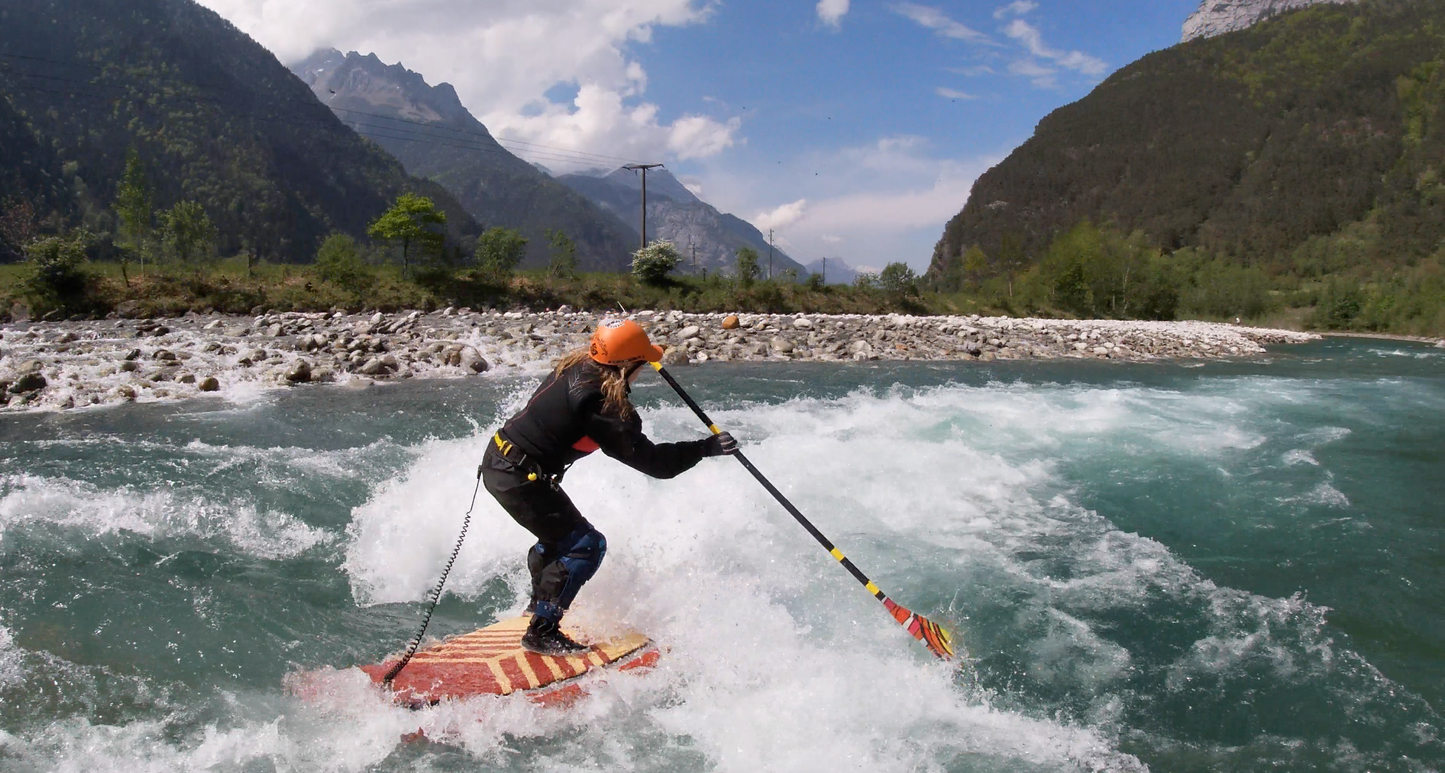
382, 465, 484, 687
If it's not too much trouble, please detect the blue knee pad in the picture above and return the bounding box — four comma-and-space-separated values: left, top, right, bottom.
533, 526, 606, 622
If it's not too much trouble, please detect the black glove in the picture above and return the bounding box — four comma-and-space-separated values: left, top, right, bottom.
702, 431, 738, 457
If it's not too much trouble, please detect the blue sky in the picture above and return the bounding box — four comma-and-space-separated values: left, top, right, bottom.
200, 0, 1205, 272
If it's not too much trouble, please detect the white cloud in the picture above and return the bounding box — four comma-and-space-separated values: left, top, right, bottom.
1009, 58, 1057, 88
1004, 19, 1106, 77
947, 65, 995, 76
194, 0, 740, 166
935, 87, 978, 100
993, 1, 1037, 19
694, 135, 1001, 270
892, 3, 992, 44
753, 199, 809, 232
817, 0, 850, 29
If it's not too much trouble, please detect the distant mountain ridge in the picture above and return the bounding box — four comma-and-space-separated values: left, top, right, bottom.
556, 167, 807, 277
0, 0, 479, 261
803, 257, 860, 285
1182, 0, 1357, 41
292, 49, 639, 271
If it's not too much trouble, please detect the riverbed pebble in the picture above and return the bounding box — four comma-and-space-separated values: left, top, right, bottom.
0, 310, 1316, 412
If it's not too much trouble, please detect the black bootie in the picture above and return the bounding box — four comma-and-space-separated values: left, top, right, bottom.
522, 614, 588, 655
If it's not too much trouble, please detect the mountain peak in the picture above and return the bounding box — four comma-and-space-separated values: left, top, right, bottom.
293, 49, 473, 126
1182, 0, 1357, 41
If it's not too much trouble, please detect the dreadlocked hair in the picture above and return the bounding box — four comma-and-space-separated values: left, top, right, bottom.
554, 349, 636, 419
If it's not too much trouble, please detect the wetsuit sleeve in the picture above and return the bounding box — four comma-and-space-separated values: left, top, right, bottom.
584, 410, 708, 479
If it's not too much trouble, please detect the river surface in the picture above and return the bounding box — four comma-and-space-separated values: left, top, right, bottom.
0, 337, 1441, 772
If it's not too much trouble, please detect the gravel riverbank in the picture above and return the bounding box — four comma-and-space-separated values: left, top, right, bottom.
0, 308, 1318, 412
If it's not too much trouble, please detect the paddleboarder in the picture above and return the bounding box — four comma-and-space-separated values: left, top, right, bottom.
483, 319, 737, 655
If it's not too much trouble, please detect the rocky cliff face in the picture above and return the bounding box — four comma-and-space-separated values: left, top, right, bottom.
292, 49, 638, 271
1182, 0, 1356, 41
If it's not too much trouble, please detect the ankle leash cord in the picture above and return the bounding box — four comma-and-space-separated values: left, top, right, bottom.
382, 465, 483, 687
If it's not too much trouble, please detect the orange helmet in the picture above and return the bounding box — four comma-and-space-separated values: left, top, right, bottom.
590, 319, 664, 365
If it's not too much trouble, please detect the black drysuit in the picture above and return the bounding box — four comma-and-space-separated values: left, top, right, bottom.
482, 358, 717, 623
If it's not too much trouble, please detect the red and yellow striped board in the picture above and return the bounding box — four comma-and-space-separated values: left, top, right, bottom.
358, 616, 658, 708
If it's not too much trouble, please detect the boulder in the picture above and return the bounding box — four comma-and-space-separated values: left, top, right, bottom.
722, 315, 741, 330
661, 348, 690, 366
770, 337, 794, 354
116, 300, 141, 317
199, 376, 220, 392
17, 360, 43, 375
359, 357, 388, 376
792, 317, 813, 329
676, 325, 701, 340
284, 359, 313, 383
9, 372, 46, 393
9, 301, 31, 323
458, 346, 489, 374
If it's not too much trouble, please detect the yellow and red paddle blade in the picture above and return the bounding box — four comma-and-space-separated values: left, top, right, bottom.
883, 597, 955, 659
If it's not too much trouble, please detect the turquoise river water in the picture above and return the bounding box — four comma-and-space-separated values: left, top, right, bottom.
0, 337, 1441, 772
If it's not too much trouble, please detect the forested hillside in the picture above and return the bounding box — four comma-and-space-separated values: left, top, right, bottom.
0, 94, 74, 260
293, 50, 636, 271
928, 0, 1445, 332
0, 0, 478, 262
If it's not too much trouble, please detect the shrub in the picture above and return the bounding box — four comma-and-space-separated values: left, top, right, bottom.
547, 229, 578, 279
476, 227, 528, 281
632, 240, 681, 285
878, 262, 919, 298
314, 233, 374, 299
24, 231, 91, 309
735, 246, 760, 287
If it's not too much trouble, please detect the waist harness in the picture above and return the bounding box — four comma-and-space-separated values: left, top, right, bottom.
491, 432, 568, 488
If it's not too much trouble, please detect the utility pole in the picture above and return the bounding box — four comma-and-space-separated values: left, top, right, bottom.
821, 257, 826, 285
690, 238, 697, 275
623, 163, 664, 252
767, 229, 774, 280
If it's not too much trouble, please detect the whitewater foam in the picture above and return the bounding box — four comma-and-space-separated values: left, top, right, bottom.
5, 357, 1439, 771
0, 475, 334, 559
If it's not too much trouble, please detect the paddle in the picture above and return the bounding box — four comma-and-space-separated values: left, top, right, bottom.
650, 362, 956, 659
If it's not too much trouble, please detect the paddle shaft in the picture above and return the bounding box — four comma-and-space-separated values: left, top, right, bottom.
651, 362, 955, 658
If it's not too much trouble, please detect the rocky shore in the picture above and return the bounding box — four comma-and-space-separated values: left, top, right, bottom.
0, 308, 1318, 412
